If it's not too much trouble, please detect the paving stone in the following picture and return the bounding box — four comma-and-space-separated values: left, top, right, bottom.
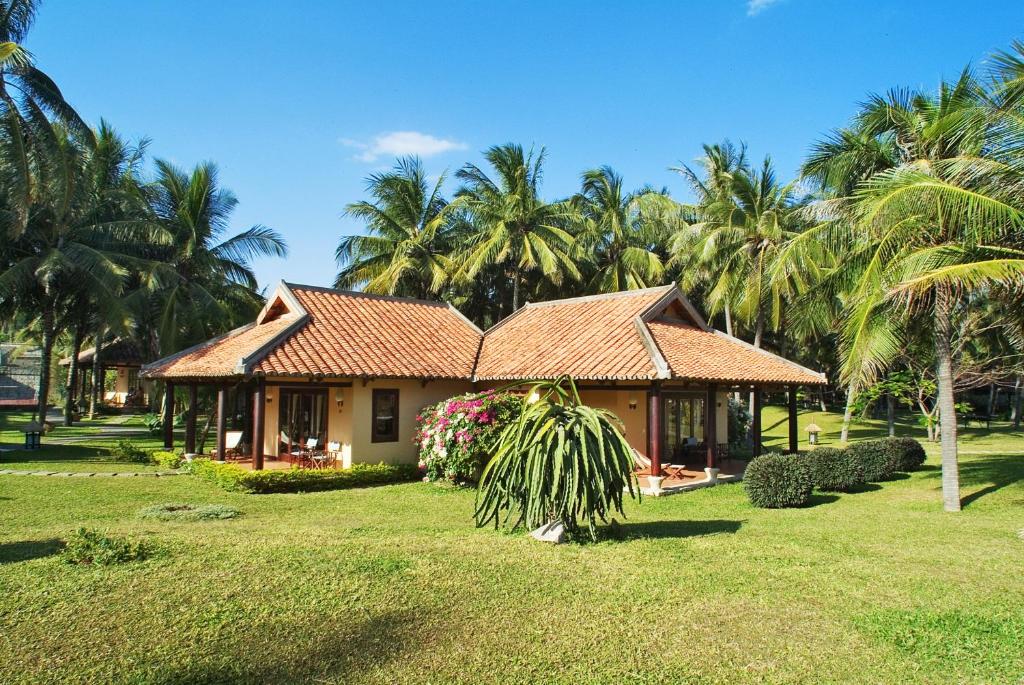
115, 472, 138, 477
91, 472, 117, 477
31, 471, 55, 476
69, 472, 95, 477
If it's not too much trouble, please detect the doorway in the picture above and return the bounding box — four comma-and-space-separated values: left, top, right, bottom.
278, 388, 328, 455
663, 393, 704, 462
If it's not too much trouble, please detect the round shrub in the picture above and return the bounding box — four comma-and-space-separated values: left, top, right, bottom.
847, 440, 899, 482
801, 447, 865, 492
138, 503, 242, 521
744, 453, 814, 508
881, 437, 927, 472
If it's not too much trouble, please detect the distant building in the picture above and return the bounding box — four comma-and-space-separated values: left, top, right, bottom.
0, 344, 41, 409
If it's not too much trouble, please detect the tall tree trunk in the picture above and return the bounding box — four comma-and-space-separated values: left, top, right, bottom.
724, 305, 740, 402
887, 393, 895, 437
1013, 375, 1022, 429
934, 287, 960, 512
89, 326, 104, 418
818, 386, 827, 412
511, 266, 521, 312
36, 312, 55, 424
840, 382, 856, 443
749, 309, 765, 410
64, 323, 84, 427
987, 383, 996, 416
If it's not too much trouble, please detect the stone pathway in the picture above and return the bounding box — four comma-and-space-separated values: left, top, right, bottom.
0, 469, 180, 477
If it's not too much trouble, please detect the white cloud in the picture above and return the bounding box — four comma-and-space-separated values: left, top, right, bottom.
340, 131, 468, 163
746, 0, 782, 16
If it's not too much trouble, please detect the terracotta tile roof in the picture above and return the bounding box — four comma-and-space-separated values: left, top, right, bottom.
141, 316, 302, 379
474, 287, 674, 381
647, 319, 826, 385
254, 285, 481, 379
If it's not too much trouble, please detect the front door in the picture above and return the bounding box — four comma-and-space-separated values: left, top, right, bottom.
278, 388, 328, 457
663, 393, 704, 463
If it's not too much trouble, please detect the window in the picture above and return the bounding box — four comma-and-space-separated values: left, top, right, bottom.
371, 389, 399, 442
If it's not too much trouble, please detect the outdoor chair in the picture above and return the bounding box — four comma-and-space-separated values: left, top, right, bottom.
289, 437, 320, 468
223, 431, 244, 460
632, 448, 687, 481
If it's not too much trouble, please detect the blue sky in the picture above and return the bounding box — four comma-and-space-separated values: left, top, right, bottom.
30, 0, 1024, 291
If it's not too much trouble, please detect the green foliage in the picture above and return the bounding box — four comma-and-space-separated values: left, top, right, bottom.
880, 437, 927, 471
801, 447, 865, 492
743, 452, 813, 508
61, 528, 149, 566
415, 390, 522, 483
109, 439, 152, 464
475, 377, 639, 540
847, 439, 900, 482
137, 503, 241, 521
142, 413, 163, 436
727, 397, 752, 446
190, 458, 418, 494
151, 451, 184, 470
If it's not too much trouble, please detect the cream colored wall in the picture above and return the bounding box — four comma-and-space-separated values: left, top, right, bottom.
350, 379, 472, 465
103, 366, 135, 404
260, 377, 472, 465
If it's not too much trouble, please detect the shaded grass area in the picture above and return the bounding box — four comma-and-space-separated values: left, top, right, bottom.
0, 411, 169, 472
0, 411, 1021, 683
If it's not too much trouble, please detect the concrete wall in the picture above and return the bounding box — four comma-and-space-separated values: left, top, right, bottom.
261, 377, 472, 465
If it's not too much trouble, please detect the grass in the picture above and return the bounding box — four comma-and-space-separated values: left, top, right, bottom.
0, 406, 1021, 683
0, 411, 174, 472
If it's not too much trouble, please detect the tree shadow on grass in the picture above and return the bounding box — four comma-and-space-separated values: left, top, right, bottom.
804, 494, 840, 507
922, 455, 1024, 508
844, 483, 883, 494
0, 539, 64, 564
618, 519, 744, 540
153, 608, 431, 685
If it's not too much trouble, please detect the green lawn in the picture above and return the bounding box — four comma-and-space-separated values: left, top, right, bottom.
0, 407, 1022, 684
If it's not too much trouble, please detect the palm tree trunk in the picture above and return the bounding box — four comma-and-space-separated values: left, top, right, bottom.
887, 393, 895, 437
89, 326, 104, 418
987, 383, 996, 416
511, 267, 521, 311
1012, 375, 1022, 429
64, 323, 84, 427
724, 305, 741, 402
934, 287, 960, 512
36, 312, 55, 424
818, 386, 827, 412
840, 382, 856, 443
749, 309, 765, 410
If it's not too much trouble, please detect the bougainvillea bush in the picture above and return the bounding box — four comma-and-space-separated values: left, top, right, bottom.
415, 390, 523, 483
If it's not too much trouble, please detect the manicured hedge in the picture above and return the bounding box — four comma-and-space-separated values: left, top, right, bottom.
847, 439, 901, 482
881, 437, 927, 472
151, 451, 184, 470
189, 459, 419, 494
744, 452, 813, 508
801, 447, 865, 492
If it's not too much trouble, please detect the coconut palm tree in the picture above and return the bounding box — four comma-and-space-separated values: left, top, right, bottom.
573, 166, 675, 293
804, 67, 1024, 511
146, 160, 288, 354
336, 156, 461, 299
455, 144, 579, 312
0, 0, 92, 238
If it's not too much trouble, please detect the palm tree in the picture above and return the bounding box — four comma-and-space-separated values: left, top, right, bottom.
0, 123, 152, 421
146, 160, 288, 354
455, 144, 579, 312
804, 67, 1024, 511
336, 156, 460, 299
0, 0, 92, 238
573, 166, 675, 293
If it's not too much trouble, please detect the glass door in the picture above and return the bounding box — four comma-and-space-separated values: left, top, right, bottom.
662, 393, 705, 462
279, 388, 328, 455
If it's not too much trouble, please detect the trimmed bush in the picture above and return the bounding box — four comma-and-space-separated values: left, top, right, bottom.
190, 458, 418, 494
138, 503, 241, 521
110, 439, 153, 464
848, 439, 900, 482
802, 447, 865, 492
744, 452, 813, 508
882, 437, 927, 472
61, 528, 149, 565
151, 451, 184, 470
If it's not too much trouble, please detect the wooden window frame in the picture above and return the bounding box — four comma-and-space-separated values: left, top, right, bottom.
371, 389, 400, 443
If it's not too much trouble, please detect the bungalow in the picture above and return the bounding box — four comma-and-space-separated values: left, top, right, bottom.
141, 282, 826, 478
60, 338, 151, 409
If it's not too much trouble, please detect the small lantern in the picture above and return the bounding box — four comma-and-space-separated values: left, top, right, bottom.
805, 422, 822, 447
22, 420, 43, 450
335, 389, 345, 411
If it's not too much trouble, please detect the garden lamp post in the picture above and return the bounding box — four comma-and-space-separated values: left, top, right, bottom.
805, 423, 822, 448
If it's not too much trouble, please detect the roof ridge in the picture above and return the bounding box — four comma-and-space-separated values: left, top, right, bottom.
522, 284, 676, 309
283, 282, 452, 308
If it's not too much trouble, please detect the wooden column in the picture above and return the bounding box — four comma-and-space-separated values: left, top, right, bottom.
752, 387, 763, 457
252, 378, 266, 470
705, 384, 718, 469
163, 381, 175, 449
216, 386, 227, 460
788, 385, 799, 454
647, 383, 662, 476
185, 384, 198, 454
